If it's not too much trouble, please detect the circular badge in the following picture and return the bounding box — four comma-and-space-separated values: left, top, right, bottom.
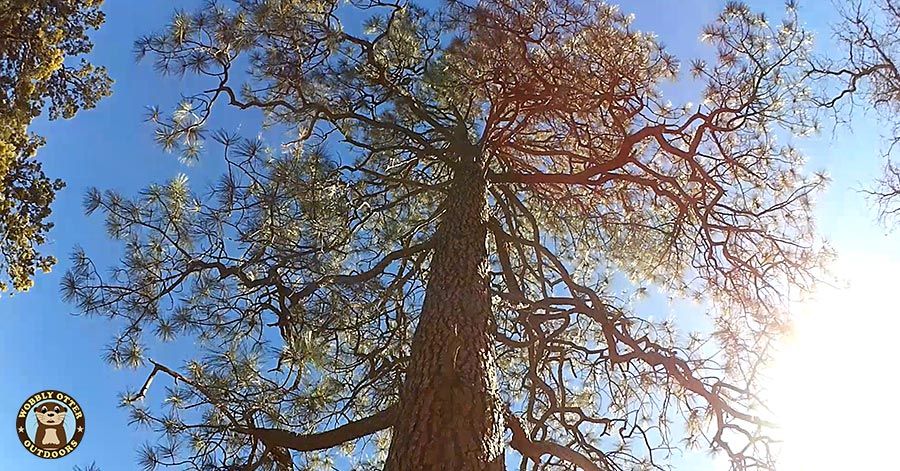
16, 390, 85, 459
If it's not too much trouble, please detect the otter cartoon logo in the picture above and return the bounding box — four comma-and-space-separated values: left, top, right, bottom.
16, 390, 85, 459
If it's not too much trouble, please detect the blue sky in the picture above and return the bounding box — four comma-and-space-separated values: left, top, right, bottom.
0, 1, 895, 470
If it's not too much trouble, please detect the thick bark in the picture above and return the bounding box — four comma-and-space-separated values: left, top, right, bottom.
385, 155, 504, 470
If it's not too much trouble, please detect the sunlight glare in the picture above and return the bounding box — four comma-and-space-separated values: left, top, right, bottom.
770, 255, 900, 470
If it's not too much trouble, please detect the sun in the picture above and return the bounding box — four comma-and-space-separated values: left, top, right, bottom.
768, 254, 900, 470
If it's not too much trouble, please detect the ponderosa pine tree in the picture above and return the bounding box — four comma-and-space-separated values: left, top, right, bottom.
0, 0, 111, 292
64, 1, 828, 470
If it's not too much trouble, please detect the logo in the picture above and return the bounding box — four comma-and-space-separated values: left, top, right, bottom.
16, 390, 85, 459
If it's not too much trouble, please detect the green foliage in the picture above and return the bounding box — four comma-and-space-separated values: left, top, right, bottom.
65, 1, 829, 470
0, 0, 112, 292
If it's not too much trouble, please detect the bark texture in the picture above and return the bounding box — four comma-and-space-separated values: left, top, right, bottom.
385, 154, 504, 470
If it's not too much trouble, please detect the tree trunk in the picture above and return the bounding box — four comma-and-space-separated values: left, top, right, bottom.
385, 156, 504, 470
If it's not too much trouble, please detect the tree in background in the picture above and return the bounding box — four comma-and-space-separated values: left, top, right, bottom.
64, 1, 828, 470
808, 0, 900, 222
0, 0, 111, 292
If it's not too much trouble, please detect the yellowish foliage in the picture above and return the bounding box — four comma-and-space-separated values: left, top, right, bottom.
0, 0, 111, 291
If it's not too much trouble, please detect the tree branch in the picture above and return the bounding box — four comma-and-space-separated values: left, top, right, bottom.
506, 409, 608, 471
236, 406, 397, 452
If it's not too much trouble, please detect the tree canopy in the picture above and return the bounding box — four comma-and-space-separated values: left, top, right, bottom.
0, 0, 111, 292
63, 1, 829, 470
